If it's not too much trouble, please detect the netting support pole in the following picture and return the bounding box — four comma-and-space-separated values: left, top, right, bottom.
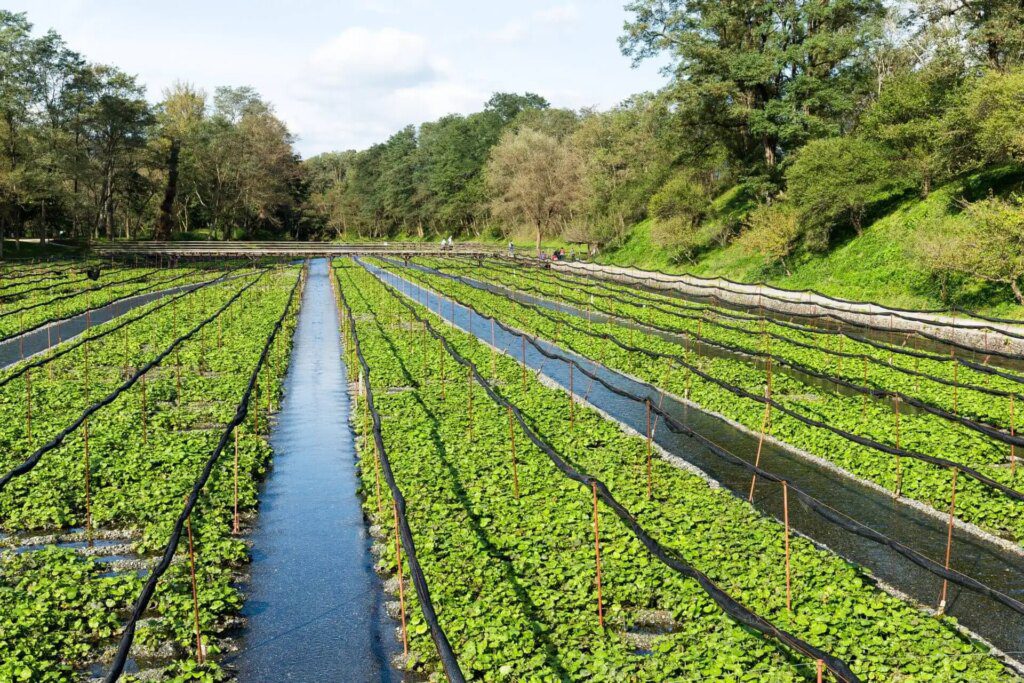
508, 406, 520, 500
1011, 394, 1017, 479
490, 318, 497, 379
783, 480, 792, 613
521, 335, 527, 391
466, 366, 474, 439
186, 504, 205, 665
592, 480, 604, 628
392, 499, 409, 656
141, 372, 148, 445
646, 399, 653, 500
439, 338, 446, 401
84, 417, 92, 546
569, 361, 575, 432
233, 428, 240, 535
894, 397, 903, 497
817, 660, 824, 683
24, 369, 32, 445
938, 468, 959, 614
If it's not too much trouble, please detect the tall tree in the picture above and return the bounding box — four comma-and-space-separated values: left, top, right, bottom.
620, 0, 884, 177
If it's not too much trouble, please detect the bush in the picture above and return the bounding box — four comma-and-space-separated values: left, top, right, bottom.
647, 173, 710, 224
737, 202, 803, 275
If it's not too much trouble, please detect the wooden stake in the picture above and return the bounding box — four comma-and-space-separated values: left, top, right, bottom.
646, 399, 653, 500
233, 428, 240, 534
783, 480, 792, 613
893, 397, 903, 497
1011, 395, 1017, 479
569, 361, 575, 432
508, 406, 520, 500
938, 468, 959, 613
141, 372, 148, 445
439, 339, 446, 401
392, 499, 409, 656
466, 366, 474, 439
185, 504, 205, 664
592, 480, 604, 628
748, 399, 772, 503
816, 660, 824, 683
24, 369, 32, 445
521, 335, 527, 391
83, 418, 92, 546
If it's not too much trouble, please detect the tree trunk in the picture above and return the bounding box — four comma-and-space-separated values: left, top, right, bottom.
1012, 278, 1024, 305
154, 138, 180, 241
535, 223, 542, 256
763, 135, 777, 168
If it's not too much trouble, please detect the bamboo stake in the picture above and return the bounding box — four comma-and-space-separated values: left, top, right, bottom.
938, 468, 959, 613
894, 397, 903, 497
233, 428, 240, 534
508, 406, 520, 500
185, 504, 205, 664
1011, 395, 1017, 479
521, 335, 527, 391
24, 369, 32, 445
393, 499, 409, 656
84, 417, 92, 546
141, 372, 148, 445
569, 361, 575, 432
783, 480, 792, 613
645, 399, 653, 500
466, 366, 474, 439
592, 480, 604, 628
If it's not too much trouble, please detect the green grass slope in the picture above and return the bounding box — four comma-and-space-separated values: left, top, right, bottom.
598, 168, 1024, 317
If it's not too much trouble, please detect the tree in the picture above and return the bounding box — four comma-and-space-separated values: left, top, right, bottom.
957, 67, 1024, 166
917, 195, 1024, 303
786, 136, 909, 248
484, 92, 549, 124
154, 82, 205, 240
620, 0, 884, 176
861, 61, 965, 195
485, 127, 584, 253
915, 0, 1024, 69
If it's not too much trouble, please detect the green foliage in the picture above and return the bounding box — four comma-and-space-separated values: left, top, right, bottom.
361, 258, 1017, 681
786, 137, 911, 249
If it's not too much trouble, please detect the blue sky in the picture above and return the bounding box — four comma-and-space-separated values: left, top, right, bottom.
11, 1, 668, 157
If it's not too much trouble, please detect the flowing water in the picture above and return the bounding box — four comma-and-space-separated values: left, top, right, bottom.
364, 258, 1024, 668
229, 259, 399, 681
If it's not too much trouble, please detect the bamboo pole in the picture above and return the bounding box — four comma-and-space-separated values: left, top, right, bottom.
185, 504, 205, 664
783, 481, 792, 613
938, 468, 959, 613
508, 406, 520, 500
592, 480, 604, 628
393, 499, 409, 656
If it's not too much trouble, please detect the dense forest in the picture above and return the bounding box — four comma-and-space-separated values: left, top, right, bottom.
3, 3, 1024, 302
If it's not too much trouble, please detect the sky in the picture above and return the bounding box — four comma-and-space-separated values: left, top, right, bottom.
10, 1, 669, 158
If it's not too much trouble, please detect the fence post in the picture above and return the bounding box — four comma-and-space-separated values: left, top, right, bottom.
938, 468, 959, 614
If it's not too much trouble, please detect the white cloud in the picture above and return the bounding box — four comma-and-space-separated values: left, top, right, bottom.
309, 27, 440, 88
488, 4, 581, 44
534, 4, 581, 25
289, 27, 487, 155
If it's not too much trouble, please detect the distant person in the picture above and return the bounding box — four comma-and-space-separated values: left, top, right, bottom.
508, 241, 515, 257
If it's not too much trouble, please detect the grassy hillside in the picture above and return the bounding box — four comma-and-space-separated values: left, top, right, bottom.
597, 168, 1024, 317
